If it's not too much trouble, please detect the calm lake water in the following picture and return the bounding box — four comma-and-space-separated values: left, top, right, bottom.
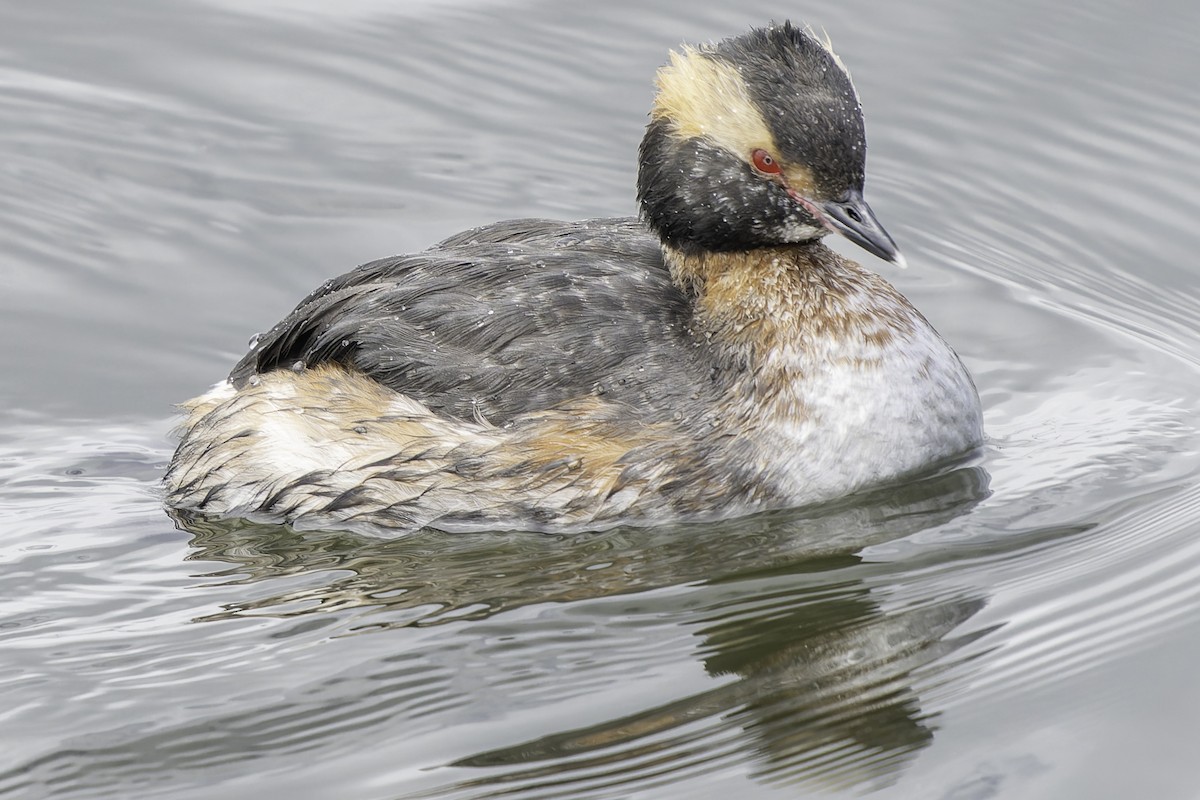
3, 0, 1199, 798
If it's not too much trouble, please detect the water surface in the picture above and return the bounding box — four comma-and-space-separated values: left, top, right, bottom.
3, 0, 1199, 798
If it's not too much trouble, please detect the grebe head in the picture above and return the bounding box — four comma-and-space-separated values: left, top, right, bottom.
637, 22, 902, 264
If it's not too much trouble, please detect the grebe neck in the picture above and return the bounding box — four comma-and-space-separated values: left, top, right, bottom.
663, 241, 922, 358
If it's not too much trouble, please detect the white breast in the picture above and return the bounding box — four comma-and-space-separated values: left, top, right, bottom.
753, 308, 983, 504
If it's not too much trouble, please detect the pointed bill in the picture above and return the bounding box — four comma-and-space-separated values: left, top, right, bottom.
819, 189, 905, 267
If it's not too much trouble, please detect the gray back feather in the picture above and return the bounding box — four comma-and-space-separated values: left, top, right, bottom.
229, 218, 724, 424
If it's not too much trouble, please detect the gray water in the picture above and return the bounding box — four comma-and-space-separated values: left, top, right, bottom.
3, 1, 1199, 798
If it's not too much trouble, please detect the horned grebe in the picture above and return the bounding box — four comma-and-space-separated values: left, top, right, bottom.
165, 23, 983, 533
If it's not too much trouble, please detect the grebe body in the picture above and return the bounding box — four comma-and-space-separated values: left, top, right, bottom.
165, 24, 983, 532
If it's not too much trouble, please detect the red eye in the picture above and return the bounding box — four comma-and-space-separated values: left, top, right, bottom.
752, 149, 782, 175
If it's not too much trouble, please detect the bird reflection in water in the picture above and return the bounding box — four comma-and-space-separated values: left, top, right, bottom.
176, 462, 993, 794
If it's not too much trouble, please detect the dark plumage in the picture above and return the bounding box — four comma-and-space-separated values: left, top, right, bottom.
715, 25, 866, 191
229, 219, 725, 426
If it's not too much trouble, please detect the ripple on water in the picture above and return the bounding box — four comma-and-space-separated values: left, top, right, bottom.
3, 1, 1200, 799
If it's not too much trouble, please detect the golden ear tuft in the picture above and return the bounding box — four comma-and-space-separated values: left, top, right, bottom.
650, 44, 779, 157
